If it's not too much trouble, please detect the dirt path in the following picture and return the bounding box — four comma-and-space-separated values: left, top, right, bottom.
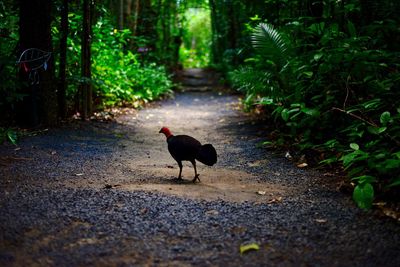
0, 69, 399, 266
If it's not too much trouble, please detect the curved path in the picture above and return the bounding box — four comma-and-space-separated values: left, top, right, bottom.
0, 69, 399, 266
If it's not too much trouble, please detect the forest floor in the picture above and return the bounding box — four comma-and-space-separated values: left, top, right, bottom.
0, 69, 399, 266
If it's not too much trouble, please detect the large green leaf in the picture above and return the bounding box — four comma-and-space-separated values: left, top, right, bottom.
353, 183, 374, 210
380, 111, 391, 125
252, 23, 290, 69
6, 129, 17, 145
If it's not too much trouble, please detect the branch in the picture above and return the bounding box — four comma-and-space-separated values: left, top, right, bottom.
331, 107, 378, 127
332, 107, 400, 147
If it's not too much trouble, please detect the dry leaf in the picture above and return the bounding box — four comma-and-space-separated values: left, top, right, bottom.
315, 218, 328, 223
205, 210, 219, 216
381, 207, 400, 221
267, 197, 283, 204
240, 243, 260, 254
256, 191, 266, 195
75, 173, 84, 176
297, 162, 308, 168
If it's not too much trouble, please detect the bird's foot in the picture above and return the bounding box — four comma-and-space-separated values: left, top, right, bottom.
192, 174, 200, 183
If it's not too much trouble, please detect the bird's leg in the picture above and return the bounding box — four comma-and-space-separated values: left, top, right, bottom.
177, 161, 183, 180
191, 160, 200, 183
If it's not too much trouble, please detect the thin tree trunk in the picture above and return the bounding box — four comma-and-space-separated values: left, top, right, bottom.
209, 0, 220, 65
81, 0, 92, 119
132, 0, 140, 36
118, 0, 124, 30
58, 0, 68, 119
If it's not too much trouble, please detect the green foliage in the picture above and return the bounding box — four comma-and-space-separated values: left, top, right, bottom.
0, 127, 17, 145
64, 13, 173, 108
91, 18, 172, 106
353, 182, 374, 210
179, 8, 211, 68
230, 14, 400, 208
251, 23, 290, 70
0, 2, 23, 117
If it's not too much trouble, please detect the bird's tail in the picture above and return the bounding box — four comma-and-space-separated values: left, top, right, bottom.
196, 144, 217, 166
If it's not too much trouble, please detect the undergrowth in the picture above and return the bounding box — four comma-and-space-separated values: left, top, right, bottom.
229, 20, 400, 209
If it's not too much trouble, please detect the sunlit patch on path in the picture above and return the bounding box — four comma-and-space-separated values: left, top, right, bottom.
120, 166, 286, 203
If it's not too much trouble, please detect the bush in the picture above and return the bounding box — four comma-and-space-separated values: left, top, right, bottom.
65, 14, 173, 109
229, 21, 400, 209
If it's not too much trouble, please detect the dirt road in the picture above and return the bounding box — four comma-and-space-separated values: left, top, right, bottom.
0, 69, 399, 266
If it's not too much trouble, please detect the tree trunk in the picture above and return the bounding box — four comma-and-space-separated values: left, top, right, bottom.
209, 0, 220, 65
118, 0, 124, 30
18, 0, 57, 127
131, 0, 140, 36
58, 0, 68, 119
80, 0, 93, 119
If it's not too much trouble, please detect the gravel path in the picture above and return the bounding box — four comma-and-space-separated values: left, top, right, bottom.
0, 69, 399, 266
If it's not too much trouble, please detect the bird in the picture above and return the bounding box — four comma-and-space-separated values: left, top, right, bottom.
159, 127, 217, 182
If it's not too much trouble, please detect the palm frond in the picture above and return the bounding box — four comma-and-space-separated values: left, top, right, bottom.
251, 23, 290, 68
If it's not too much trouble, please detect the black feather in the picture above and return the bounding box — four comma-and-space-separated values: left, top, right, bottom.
196, 144, 217, 166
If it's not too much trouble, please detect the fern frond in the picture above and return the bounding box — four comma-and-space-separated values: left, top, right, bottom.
251, 23, 290, 69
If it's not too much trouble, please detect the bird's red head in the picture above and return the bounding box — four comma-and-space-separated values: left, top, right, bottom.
159, 127, 173, 138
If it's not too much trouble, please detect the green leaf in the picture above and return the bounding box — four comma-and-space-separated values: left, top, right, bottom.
303, 71, 313, 78
387, 178, 400, 188
367, 126, 387, 135
353, 183, 374, 210
7, 130, 17, 145
350, 143, 359, 151
383, 159, 400, 170
252, 23, 290, 68
257, 97, 274, 105
313, 53, 323, 61
240, 243, 260, 254
351, 175, 376, 185
301, 108, 320, 117
347, 21, 356, 37
281, 108, 290, 121
260, 141, 273, 146
380, 111, 391, 125
319, 157, 338, 165
341, 150, 368, 167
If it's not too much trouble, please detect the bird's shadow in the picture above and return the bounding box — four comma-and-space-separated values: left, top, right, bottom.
169, 178, 198, 185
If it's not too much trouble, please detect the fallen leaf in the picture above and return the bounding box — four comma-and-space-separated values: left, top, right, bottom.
315, 218, 328, 223
267, 197, 283, 204
205, 210, 219, 216
247, 162, 259, 167
297, 162, 308, 168
257, 191, 266, 195
380, 207, 400, 221
14, 147, 21, 151
373, 202, 386, 207
240, 243, 260, 254
75, 173, 84, 176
